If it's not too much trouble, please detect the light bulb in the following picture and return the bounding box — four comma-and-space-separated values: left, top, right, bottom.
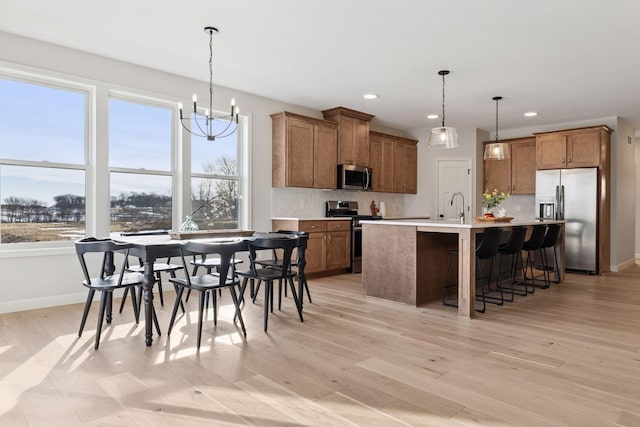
440, 129, 446, 141
192, 94, 198, 103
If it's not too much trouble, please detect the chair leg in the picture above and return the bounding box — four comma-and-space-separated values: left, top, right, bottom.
212, 289, 218, 326
95, 291, 108, 350
155, 272, 165, 307
252, 280, 262, 303
152, 305, 161, 336
264, 281, 271, 332
79, 289, 95, 337
168, 286, 185, 335
130, 285, 140, 324
228, 286, 247, 337
197, 291, 206, 349
303, 275, 312, 304
169, 271, 185, 313
118, 287, 129, 313
278, 279, 283, 311
288, 277, 304, 322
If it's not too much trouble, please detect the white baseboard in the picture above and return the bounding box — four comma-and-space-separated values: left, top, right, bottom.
611, 258, 637, 273
0, 292, 87, 314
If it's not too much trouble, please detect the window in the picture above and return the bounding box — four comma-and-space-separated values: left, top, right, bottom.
190, 118, 242, 230
109, 97, 173, 233
0, 76, 87, 244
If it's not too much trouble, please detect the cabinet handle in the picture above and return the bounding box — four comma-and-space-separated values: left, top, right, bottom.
568, 158, 572, 163
562, 158, 566, 164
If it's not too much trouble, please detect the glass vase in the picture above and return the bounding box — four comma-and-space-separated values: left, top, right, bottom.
179, 216, 199, 232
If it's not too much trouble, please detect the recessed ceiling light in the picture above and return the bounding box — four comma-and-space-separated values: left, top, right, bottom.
524, 111, 538, 117
363, 93, 378, 100
427, 114, 439, 119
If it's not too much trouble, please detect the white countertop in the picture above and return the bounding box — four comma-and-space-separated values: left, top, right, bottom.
361, 218, 563, 229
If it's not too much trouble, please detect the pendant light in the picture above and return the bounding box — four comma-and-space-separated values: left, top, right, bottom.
178, 26, 239, 141
428, 70, 458, 149
483, 96, 510, 160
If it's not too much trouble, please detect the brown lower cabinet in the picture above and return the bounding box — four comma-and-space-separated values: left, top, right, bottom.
271, 219, 351, 274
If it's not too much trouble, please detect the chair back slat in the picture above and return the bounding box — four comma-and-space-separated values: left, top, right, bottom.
249, 236, 299, 278
180, 239, 247, 287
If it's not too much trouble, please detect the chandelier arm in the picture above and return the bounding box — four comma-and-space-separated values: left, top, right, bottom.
180, 118, 207, 139
216, 125, 238, 139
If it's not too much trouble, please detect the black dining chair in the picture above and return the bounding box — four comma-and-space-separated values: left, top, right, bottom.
75, 237, 159, 349
168, 239, 248, 349
254, 230, 312, 307
237, 236, 304, 332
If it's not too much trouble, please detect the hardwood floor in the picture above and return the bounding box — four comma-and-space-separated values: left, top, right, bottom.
1, 268, 639, 426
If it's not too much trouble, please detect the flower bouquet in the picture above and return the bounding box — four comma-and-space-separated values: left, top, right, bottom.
482, 189, 509, 217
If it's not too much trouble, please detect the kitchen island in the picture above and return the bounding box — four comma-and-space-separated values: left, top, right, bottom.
361, 218, 565, 317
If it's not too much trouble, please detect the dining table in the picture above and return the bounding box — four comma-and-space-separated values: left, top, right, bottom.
115, 231, 298, 346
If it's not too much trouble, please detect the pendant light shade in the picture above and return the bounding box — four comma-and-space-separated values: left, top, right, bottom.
428, 70, 458, 149
483, 96, 510, 160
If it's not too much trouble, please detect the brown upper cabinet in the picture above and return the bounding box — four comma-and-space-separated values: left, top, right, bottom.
370, 131, 418, 194
535, 125, 612, 170
271, 112, 338, 189
483, 137, 536, 194
369, 131, 395, 192
393, 138, 418, 194
322, 107, 375, 167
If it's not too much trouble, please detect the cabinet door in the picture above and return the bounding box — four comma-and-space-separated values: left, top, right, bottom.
404, 142, 417, 194
355, 120, 370, 166
338, 116, 357, 165
536, 134, 567, 169
326, 230, 350, 270
305, 232, 326, 273
286, 118, 314, 187
393, 141, 417, 193
511, 140, 536, 194
567, 131, 600, 168
369, 134, 382, 192
313, 124, 338, 189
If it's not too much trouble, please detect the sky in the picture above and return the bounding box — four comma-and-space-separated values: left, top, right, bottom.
1, 77, 238, 207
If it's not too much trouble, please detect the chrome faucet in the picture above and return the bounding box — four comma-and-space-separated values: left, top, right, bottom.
449, 192, 465, 224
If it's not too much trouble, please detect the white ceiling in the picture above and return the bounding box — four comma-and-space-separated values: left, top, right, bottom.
2, 0, 640, 133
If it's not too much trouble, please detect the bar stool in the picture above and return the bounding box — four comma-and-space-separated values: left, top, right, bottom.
537, 223, 562, 287
495, 226, 528, 301
521, 224, 548, 293
443, 227, 503, 313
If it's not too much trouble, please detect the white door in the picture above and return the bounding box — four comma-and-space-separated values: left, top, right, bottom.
437, 159, 472, 220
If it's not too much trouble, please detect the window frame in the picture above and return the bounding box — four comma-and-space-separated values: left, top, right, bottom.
0, 67, 92, 251
107, 91, 177, 234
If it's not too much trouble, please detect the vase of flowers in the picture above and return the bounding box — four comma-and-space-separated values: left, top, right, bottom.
482, 189, 509, 217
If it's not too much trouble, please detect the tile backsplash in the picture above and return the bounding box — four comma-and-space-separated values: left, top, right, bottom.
272, 187, 405, 218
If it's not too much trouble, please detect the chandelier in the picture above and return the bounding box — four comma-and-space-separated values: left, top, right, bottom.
178, 26, 239, 141
428, 70, 458, 149
483, 96, 510, 160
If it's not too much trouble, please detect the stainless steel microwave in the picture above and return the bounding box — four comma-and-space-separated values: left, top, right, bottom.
337, 165, 372, 190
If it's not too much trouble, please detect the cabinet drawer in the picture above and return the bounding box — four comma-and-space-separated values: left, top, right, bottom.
299, 221, 327, 233
327, 220, 351, 232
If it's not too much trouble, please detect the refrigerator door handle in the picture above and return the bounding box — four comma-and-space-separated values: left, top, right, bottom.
559, 185, 565, 219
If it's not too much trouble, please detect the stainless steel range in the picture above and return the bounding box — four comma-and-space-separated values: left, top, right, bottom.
326, 201, 382, 273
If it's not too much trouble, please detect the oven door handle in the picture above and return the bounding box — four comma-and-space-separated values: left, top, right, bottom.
363, 167, 370, 190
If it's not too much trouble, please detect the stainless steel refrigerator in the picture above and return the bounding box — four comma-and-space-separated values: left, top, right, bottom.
535, 168, 598, 273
